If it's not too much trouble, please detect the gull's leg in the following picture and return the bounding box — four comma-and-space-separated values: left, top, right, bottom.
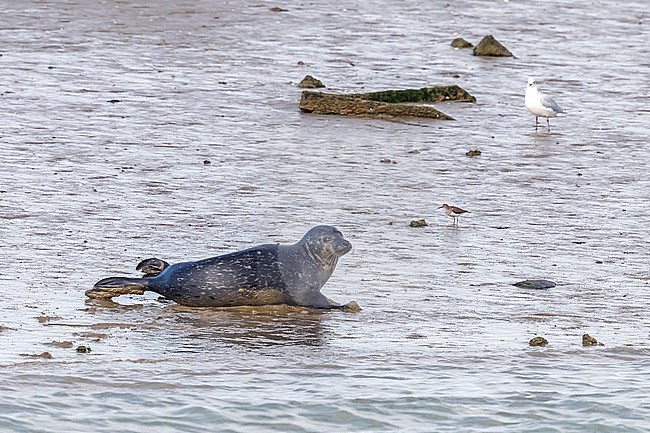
547, 117, 551, 132
535, 115, 539, 130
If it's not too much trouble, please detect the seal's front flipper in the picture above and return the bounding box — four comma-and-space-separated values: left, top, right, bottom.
86, 277, 149, 300
328, 300, 361, 312
136, 258, 170, 277
309, 294, 361, 311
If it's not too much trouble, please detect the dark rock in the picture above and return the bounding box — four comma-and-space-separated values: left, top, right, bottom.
473, 35, 513, 57
380, 158, 397, 164
529, 336, 548, 347
466, 149, 482, 157
513, 279, 556, 289
270, 7, 288, 12
409, 219, 428, 228
451, 37, 473, 48
582, 333, 604, 347
299, 75, 325, 89
76, 345, 92, 353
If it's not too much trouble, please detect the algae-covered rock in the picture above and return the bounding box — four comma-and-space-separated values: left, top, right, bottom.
76, 345, 92, 353
473, 35, 513, 57
582, 333, 604, 347
466, 149, 481, 157
513, 279, 556, 289
410, 219, 428, 228
299, 75, 325, 89
529, 336, 548, 347
358, 85, 476, 104
300, 91, 454, 120
451, 37, 473, 48
299, 85, 475, 120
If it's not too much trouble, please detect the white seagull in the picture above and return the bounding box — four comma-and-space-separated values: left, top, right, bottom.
525, 78, 564, 132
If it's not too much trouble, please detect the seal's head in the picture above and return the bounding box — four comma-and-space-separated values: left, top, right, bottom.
300, 225, 352, 268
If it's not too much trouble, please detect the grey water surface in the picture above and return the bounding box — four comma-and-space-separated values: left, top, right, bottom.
1, 0, 649, 432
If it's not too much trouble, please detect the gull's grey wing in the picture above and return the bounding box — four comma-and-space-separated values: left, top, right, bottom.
540, 94, 563, 113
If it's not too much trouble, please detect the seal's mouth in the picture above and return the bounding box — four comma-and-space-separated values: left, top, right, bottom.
336, 240, 352, 255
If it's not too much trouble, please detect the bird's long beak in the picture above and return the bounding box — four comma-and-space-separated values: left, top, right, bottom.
437, 205, 443, 208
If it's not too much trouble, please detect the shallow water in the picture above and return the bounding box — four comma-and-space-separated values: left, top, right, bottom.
1, 0, 649, 431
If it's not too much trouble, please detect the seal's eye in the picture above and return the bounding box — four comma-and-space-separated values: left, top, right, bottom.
323, 236, 334, 243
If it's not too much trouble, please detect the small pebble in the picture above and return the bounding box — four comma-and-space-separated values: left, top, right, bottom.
582, 333, 604, 347
409, 219, 428, 228
529, 336, 548, 347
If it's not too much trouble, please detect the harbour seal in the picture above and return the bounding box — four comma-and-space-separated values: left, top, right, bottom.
87, 225, 357, 309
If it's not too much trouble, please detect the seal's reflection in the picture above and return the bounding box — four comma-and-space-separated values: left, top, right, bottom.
166, 305, 329, 349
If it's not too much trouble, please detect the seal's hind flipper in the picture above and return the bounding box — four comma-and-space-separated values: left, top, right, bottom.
136, 258, 170, 277
86, 277, 149, 300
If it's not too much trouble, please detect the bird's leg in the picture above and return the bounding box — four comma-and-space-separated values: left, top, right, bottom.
535, 115, 539, 130
547, 117, 551, 132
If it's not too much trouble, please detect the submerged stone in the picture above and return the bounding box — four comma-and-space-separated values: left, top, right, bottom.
473, 35, 513, 57
529, 336, 548, 347
299, 75, 325, 88
48, 340, 74, 348
344, 300, 361, 312
513, 279, 556, 290
20, 352, 53, 359
451, 37, 473, 48
466, 149, 482, 157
